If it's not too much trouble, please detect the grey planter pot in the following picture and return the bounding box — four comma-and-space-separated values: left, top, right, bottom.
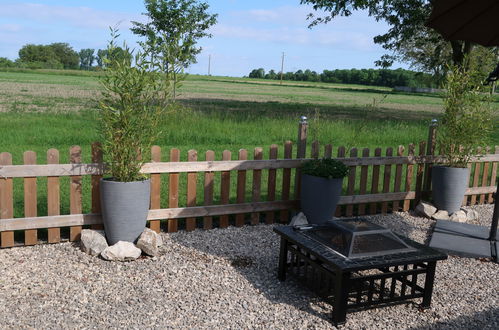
100, 178, 150, 245
431, 166, 470, 214
300, 174, 343, 225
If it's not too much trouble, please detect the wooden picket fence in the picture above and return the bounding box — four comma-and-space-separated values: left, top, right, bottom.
0, 121, 498, 248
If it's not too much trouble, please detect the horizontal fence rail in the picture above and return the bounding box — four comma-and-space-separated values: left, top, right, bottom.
1, 118, 498, 248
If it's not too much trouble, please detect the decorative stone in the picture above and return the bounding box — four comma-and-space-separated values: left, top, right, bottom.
101, 241, 142, 261
450, 210, 467, 223
290, 212, 308, 226
137, 228, 161, 256
464, 209, 479, 221
80, 229, 108, 256
432, 210, 450, 221
415, 202, 437, 218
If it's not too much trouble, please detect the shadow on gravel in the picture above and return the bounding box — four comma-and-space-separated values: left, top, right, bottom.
168, 212, 426, 324
409, 307, 499, 330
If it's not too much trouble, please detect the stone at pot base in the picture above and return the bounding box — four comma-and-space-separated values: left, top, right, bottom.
101, 241, 142, 261
289, 212, 308, 226
80, 229, 108, 256
137, 228, 162, 257
415, 202, 437, 218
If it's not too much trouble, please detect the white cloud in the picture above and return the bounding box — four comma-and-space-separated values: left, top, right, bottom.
0, 3, 142, 29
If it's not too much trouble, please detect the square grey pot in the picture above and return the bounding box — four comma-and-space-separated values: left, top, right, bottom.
300, 174, 343, 224
100, 178, 151, 245
431, 166, 470, 214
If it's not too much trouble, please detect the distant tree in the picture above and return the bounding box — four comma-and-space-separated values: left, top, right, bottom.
96, 49, 107, 67
18, 43, 79, 69
0, 57, 15, 68
249, 68, 265, 79
19, 44, 56, 63
265, 69, 277, 80
48, 43, 79, 69
79, 48, 95, 70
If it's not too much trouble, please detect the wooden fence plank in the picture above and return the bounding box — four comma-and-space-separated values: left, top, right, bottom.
69, 146, 82, 241
381, 147, 393, 214
324, 144, 332, 159
415, 141, 426, 205
311, 141, 319, 159
168, 148, 180, 233
0, 152, 14, 248
392, 146, 405, 212
47, 149, 60, 243
369, 148, 382, 215
251, 148, 263, 225
479, 147, 490, 205
149, 146, 161, 233
470, 147, 482, 206
235, 149, 247, 227
280, 141, 292, 224
186, 150, 198, 231
24, 151, 37, 245
357, 148, 370, 216
203, 150, 215, 230
346, 148, 357, 216
403, 144, 415, 212
335, 146, 346, 217
219, 150, 231, 228
91, 142, 103, 230
266, 144, 278, 224
488, 146, 499, 203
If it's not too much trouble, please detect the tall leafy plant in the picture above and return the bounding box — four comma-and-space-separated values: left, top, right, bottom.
99, 29, 172, 182
438, 64, 493, 168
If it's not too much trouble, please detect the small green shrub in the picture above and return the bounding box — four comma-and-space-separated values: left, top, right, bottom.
301, 158, 349, 179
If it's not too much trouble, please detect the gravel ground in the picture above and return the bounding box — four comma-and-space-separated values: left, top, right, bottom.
0, 205, 498, 329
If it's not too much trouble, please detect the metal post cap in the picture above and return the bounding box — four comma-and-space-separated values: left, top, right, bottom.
300, 116, 308, 124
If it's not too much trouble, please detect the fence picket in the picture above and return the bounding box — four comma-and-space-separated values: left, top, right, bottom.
381, 148, 393, 214
357, 148, 370, 215
251, 148, 263, 225
91, 142, 103, 230
149, 146, 161, 233
186, 150, 198, 231
203, 150, 215, 230
70, 146, 82, 241
324, 144, 332, 159
311, 141, 319, 159
369, 148, 382, 215
392, 146, 405, 212
235, 149, 247, 227
266, 144, 278, 224
403, 144, 415, 212
47, 149, 60, 243
168, 148, 180, 232
479, 147, 490, 205
335, 146, 346, 217
280, 141, 293, 224
415, 141, 426, 205
219, 150, 231, 228
488, 146, 499, 203
24, 151, 37, 245
470, 147, 482, 206
0, 152, 14, 248
346, 148, 357, 216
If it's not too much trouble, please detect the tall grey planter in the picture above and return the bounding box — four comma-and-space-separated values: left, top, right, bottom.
100, 178, 151, 245
431, 166, 470, 214
300, 174, 343, 225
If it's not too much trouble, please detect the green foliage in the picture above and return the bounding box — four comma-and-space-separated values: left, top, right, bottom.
18, 43, 79, 69
79, 49, 95, 70
99, 29, 173, 182
249, 67, 436, 88
0, 57, 15, 68
301, 158, 349, 179
48, 43, 79, 69
438, 64, 493, 168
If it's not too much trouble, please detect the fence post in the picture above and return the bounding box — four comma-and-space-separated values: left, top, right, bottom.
294, 116, 308, 200
423, 119, 438, 201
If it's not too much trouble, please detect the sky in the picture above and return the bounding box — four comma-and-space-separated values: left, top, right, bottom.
0, 0, 408, 77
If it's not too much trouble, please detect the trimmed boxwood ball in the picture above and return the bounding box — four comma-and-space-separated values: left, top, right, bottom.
301, 158, 349, 179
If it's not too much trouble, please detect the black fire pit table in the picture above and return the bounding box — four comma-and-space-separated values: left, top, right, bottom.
274, 218, 447, 326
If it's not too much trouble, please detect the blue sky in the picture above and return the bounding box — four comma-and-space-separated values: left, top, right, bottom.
0, 0, 407, 76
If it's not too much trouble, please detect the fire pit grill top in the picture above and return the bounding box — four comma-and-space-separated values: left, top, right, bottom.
297, 218, 416, 259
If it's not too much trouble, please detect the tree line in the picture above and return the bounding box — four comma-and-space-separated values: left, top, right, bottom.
0, 43, 132, 70
248, 68, 436, 88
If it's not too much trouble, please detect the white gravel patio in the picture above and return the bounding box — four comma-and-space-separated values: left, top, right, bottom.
0, 205, 497, 329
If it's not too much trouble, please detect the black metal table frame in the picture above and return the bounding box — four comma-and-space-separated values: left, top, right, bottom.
276, 229, 445, 326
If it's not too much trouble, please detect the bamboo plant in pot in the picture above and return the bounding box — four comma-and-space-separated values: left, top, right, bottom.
98, 31, 171, 245
432, 64, 492, 214
300, 158, 349, 224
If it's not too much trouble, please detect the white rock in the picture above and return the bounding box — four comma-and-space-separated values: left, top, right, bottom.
415, 202, 437, 218
137, 228, 160, 256
432, 210, 450, 221
101, 241, 142, 261
289, 212, 308, 226
80, 229, 108, 256
450, 210, 467, 223
464, 209, 479, 221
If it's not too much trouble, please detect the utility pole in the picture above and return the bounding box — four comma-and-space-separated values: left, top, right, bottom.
280, 52, 285, 85
208, 54, 211, 76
